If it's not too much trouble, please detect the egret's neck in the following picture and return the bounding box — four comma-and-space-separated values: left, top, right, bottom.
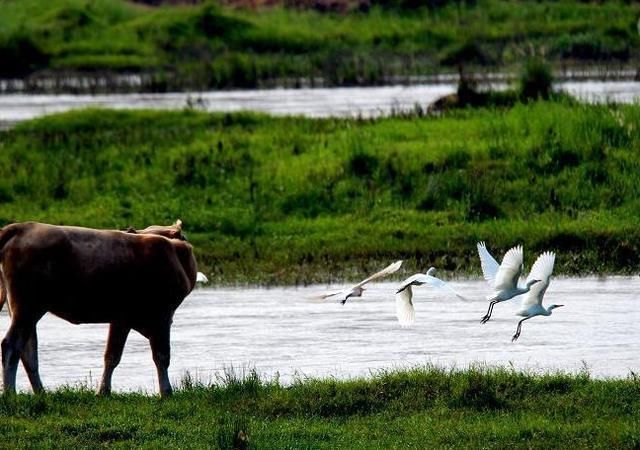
544, 305, 559, 315
516, 284, 531, 295
520, 279, 539, 293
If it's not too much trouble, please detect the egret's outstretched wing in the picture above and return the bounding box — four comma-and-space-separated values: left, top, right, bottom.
395, 286, 415, 328
477, 242, 500, 286
314, 289, 348, 301
397, 273, 426, 291
521, 251, 555, 309
493, 245, 524, 291
426, 275, 470, 301
354, 260, 403, 288
526, 251, 555, 285
196, 272, 209, 283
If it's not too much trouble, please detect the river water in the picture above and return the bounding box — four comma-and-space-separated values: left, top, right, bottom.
0, 277, 637, 394
0, 80, 639, 128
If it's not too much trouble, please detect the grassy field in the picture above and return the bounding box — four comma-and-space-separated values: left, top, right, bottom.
0, 100, 639, 283
0, 0, 638, 89
0, 367, 638, 448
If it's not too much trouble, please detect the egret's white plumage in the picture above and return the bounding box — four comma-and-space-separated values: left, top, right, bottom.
477, 242, 539, 323
317, 260, 403, 304
196, 272, 209, 283
512, 251, 563, 341
394, 267, 468, 327
395, 285, 416, 328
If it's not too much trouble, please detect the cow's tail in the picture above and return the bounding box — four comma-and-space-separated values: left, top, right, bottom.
0, 223, 22, 314
0, 274, 5, 314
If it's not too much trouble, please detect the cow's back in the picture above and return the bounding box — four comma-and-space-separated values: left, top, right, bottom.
0, 222, 196, 325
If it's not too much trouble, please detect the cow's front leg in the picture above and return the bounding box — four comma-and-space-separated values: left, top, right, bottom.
148, 323, 172, 398
20, 329, 44, 393
2, 320, 35, 394
97, 323, 130, 396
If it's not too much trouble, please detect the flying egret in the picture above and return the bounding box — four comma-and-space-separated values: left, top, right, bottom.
477, 242, 541, 324
511, 251, 562, 341
317, 260, 403, 304
395, 267, 468, 328
196, 272, 209, 283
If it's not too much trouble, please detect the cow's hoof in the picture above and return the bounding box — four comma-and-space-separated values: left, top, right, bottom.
96, 387, 111, 397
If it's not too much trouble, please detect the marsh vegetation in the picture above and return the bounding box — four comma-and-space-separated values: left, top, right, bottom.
0, 101, 639, 283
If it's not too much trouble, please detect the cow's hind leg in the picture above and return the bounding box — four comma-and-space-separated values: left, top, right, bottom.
97, 323, 130, 396
151, 324, 172, 398
20, 329, 44, 393
142, 321, 173, 398
2, 318, 39, 394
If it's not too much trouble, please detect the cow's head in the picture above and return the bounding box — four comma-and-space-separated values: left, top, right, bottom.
127, 220, 188, 241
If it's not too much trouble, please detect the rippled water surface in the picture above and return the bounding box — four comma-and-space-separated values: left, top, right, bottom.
1, 81, 639, 127
1, 277, 637, 393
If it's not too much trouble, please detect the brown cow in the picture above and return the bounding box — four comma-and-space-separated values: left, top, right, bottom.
0, 220, 197, 397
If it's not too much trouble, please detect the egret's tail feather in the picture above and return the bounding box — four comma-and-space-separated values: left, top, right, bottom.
196, 272, 209, 283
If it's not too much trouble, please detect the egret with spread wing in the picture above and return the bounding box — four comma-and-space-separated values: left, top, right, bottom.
318, 260, 403, 304
511, 251, 562, 342
477, 242, 540, 324
395, 267, 468, 327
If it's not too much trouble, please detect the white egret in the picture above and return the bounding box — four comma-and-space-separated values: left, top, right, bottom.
477, 242, 541, 324
395, 267, 468, 327
512, 251, 562, 342
317, 260, 403, 304
196, 272, 209, 283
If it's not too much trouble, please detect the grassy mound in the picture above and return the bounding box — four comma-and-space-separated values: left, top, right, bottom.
0, 100, 639, 283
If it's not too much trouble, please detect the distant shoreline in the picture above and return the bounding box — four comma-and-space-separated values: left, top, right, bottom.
1, 65, 637, 95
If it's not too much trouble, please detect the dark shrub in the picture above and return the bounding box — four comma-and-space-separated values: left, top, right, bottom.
519, 59, 553, 101
0, 33, 49, 77
348, 152, 379, 177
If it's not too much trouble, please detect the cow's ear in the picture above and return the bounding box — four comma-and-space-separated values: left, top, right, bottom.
173, 219, 183, 230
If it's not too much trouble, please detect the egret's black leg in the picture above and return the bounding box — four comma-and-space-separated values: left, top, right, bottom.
511, 317, 532, 342
481, 300, 498, 324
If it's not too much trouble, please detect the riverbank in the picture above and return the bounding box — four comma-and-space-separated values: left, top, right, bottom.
1, 367, 638, 447
3, 80, 640, 129
1, 101, 639, 284
1, 0, 638, 92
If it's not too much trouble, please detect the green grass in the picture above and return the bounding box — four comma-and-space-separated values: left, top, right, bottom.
0, 0, 638, 88
0, 367, 638, 448
0, 100, 639, 283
